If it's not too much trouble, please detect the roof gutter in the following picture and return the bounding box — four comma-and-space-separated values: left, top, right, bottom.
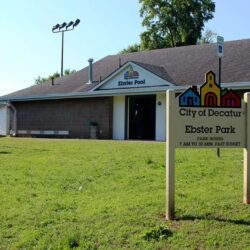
0, 86, 179, 102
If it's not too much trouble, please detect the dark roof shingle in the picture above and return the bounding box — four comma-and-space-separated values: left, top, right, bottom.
2, 39, 250, 99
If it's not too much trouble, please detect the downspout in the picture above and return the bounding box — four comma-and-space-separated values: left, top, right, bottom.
7, 102, 17, 136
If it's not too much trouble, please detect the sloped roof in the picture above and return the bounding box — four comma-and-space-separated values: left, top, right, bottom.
2, 39, 250, 100
130, 61, 174, 83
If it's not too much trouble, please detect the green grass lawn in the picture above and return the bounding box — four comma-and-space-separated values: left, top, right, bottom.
0, 138, 249, 249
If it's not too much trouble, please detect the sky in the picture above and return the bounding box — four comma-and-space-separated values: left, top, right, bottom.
0, 0, 250, 96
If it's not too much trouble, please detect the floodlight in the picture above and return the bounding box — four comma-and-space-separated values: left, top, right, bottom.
59, 22, 67, 30
52, 18, 81, 77
73, 19, 80, 28
66, 21, 74, 29
52, 24, 60, 32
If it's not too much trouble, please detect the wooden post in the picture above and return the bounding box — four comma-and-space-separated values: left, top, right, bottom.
244, 93, 250, 204
166, 90, 176, 220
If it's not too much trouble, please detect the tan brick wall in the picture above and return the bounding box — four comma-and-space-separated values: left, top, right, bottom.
13, 97, 113, 139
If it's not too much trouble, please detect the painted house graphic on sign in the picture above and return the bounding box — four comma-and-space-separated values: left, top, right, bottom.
179, 71, 241, 108
124, 66, 139, 80
179, 86, 201, 107
221, 89, 241, 108
200, 71, 221, 107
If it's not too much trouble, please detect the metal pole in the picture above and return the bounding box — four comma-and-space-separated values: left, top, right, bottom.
217, 57, 222, 157
219, 57, 221, 86
61, 31, 64, 77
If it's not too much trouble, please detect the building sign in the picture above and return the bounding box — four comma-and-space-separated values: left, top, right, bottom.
217, 36, 224, 58
166, 71, 250, 220
96, 62, 170, 90
118, 66, 146, 87
175, 71, 245, 148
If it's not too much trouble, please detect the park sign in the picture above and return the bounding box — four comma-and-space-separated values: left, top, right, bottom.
175, 71, 245, 148
166, 71, 250, 220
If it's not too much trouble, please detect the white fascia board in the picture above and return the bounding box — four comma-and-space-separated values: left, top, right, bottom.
178, 82, 250, 90
169, 82, 250, 91
0, 86, 176, 102
91, 61, 174, 91
0, 86, 190, 102
221, 82, 250, 89
94, 86, 171, 96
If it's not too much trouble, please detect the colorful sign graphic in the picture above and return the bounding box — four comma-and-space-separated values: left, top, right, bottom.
124, 66, 139, 80
179, 71, 241, 108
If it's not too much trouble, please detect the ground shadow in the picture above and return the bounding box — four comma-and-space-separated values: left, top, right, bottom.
31, 149, 50, 152
176, 214, 250, 226
0, 151, 11, 154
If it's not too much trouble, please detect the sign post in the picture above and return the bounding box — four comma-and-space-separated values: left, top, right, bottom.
166, 91, 176, 220
244, 94, 250, 204
166, 71, 250, 220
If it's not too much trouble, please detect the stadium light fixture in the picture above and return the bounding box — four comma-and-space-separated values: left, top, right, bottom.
73, 19, 80, 28
52, 19, 81, 77
52, 24, 60, 32
66, 21, 74, 30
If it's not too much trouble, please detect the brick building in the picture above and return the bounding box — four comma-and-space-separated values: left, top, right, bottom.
1, 39, 250, 140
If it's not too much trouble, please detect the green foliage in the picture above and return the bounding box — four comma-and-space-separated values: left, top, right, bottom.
35, 69, 76, 84
121, 0, 215, 53
143, 226, 172, 241
139, 0, 215, 49
34, 76, 48, 85
119, 43, 142, 54
67, 232, 80, 249
64, 69, 76, 75
0, 138, 249, 249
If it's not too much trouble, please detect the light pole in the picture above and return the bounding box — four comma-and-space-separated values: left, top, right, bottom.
52, 19, 80, 77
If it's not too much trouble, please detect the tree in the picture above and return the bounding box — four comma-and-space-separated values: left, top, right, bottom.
35, 69, 76, 84
120, 0, 215, 53
140, 0, 215, 50
197, 29, 218, 44
64, 69, 76, 75
35, 76, 47, 85
119, 43, 142, 54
